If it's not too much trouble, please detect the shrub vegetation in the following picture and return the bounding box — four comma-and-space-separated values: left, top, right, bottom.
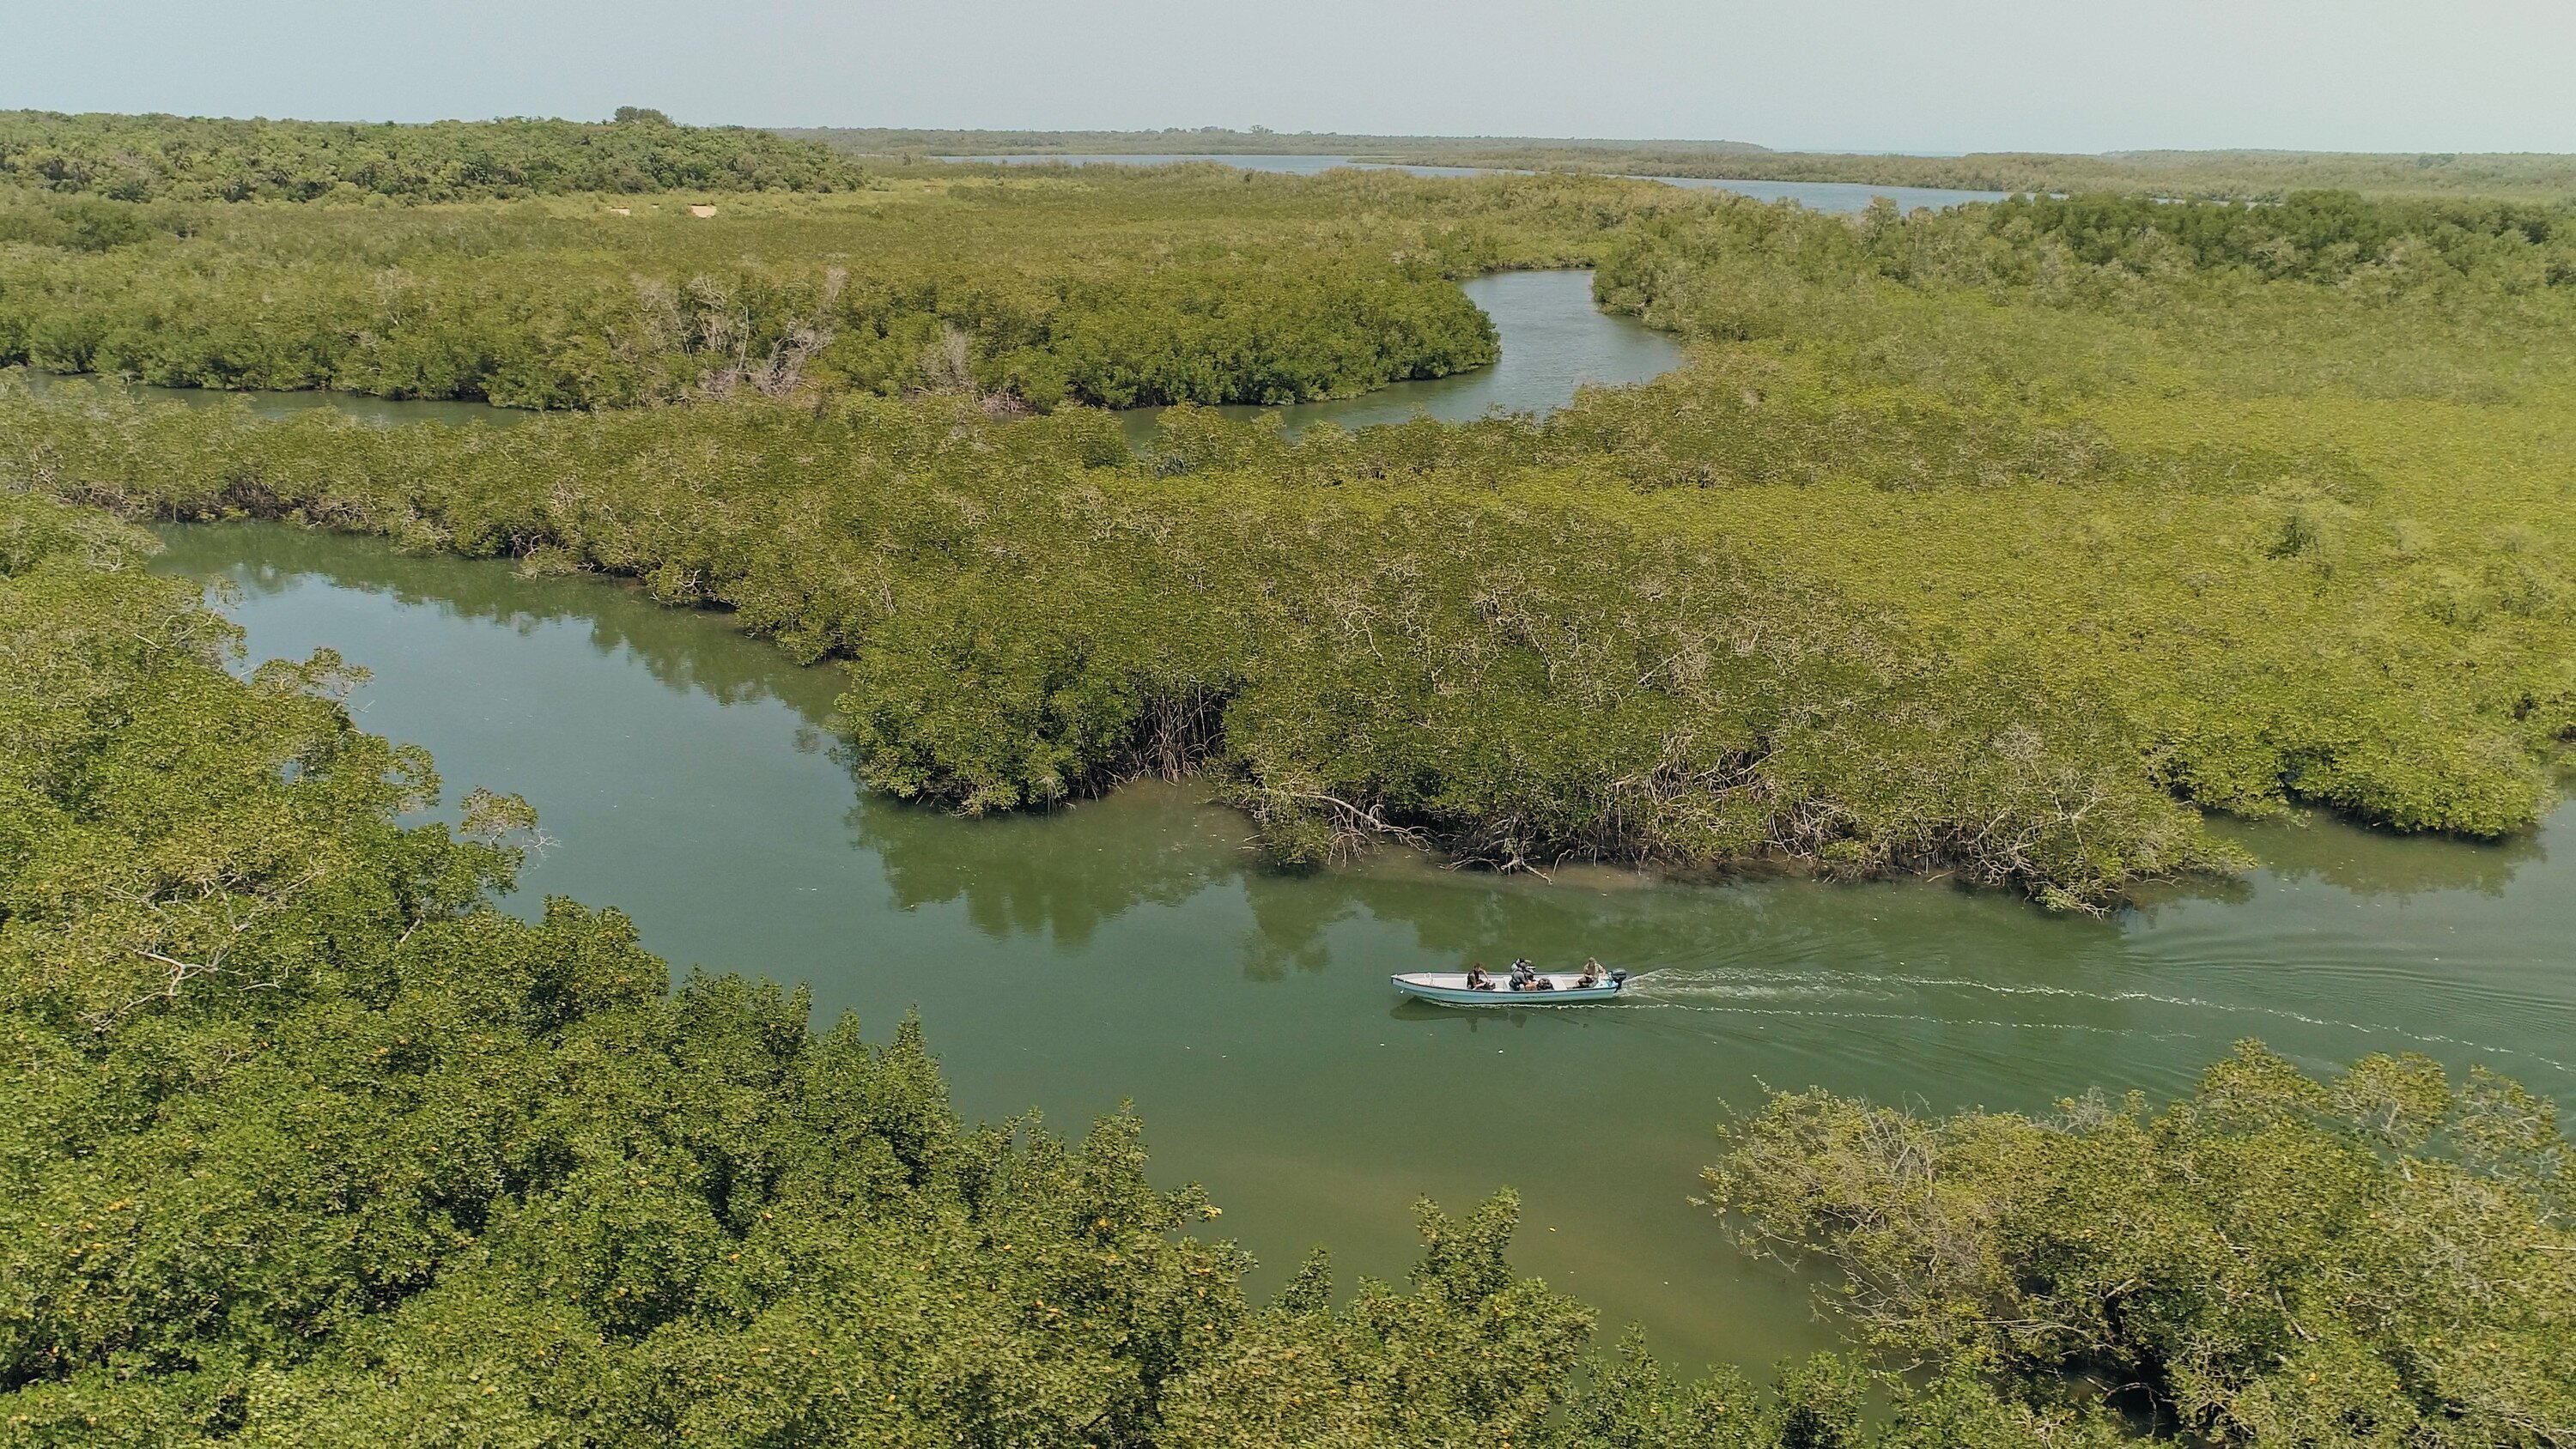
0, 107, 866, 203
5, 153, 2573, 1438
1708, 1042, 2576, 1446
0, 158, 2567, 896
9, 485, 2563, 1444
0, 167, 1725, 409
9, 182, 2573, 908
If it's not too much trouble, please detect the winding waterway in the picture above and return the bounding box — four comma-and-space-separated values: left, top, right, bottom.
146, 526, 2575, 1377
155, 522, 2576, 1369
65, 266, 2576, 1373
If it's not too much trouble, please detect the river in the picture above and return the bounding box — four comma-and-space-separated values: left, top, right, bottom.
147, 522, 2576, 1373
70, 269, 2576, 1374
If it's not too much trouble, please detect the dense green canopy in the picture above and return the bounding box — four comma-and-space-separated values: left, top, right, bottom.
0, 167, 1601, 408
6, 175, 2567, 906
9, 481, 2561, 1444
3, 133, 2572, 1443
4, 133, 2576, 1441
10, 174, 2574, 908
1710, 1044, 2576, 1445
0, 484, 2119, 1445
0, 109, 866, 203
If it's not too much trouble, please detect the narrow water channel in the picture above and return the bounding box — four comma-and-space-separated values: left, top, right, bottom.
149, 520, 2576, 1376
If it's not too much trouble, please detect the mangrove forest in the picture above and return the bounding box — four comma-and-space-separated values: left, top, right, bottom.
0, 107, 2570, 1446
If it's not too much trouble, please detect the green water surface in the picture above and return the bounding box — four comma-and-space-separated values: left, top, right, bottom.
149, 522, 2576, 1374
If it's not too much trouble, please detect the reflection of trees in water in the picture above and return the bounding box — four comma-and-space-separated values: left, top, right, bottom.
2220, 807, 2550, 900
845, 777, 1699, 972
849, 778, 1741, 975
1244, 862, 1733, 980
154, 523, 2561, 1023
1245, 859, 2152, 996
1239, 883, 1351, 981
154, 522, 843, 725
157, 524, 1767, 966
847, 778, 2139, 985
841, 752, 2543, 949
850, 785, 1236, 951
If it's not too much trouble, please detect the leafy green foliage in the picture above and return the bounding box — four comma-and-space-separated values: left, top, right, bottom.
1972, 191, 2569, 284
0, 195, 203, 252
5, 156, 2572, 1444
1, 384, 2256, 904
12, 231, 2573, 904
1706, 1044, 2576, 1446
1155, 1195, 1600, 1446
5, 481, 2209, 1445
0, 109, 866, 203
0, 166, 1725, 408
4, 174, 2570, 912
0, 486, 1542, 1445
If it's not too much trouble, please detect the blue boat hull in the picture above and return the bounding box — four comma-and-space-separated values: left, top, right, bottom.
1392, 972, 1626, 1006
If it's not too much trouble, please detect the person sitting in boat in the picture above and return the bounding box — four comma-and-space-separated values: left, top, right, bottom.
1576, 958, 1604, 989
1508, 958, 1536, 991
1465, 963, 1496, 991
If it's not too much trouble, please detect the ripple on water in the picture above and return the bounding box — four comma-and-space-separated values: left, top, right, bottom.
1626, 962, 2573, 1080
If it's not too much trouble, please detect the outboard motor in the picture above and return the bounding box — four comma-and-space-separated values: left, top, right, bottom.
1608, 970, 1630, 987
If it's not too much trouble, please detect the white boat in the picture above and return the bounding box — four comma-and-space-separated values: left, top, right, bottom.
1392, 970, 1629, 1006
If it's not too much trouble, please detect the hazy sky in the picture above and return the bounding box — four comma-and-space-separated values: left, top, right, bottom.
11, 0, 2573, 154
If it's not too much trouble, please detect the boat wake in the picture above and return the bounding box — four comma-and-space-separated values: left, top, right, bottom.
1618, 996, 2206, 1043
1621, 967, 2572, 1075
